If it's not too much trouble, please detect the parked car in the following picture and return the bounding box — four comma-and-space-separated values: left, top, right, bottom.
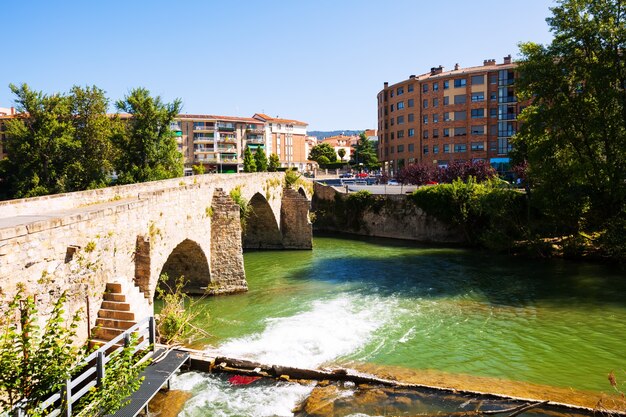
387, 180, 399, 186
356, 172, 368, 178
339, 173, 354, 178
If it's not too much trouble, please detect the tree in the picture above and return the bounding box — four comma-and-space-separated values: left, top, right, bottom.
113, 88, 183, 184
338, 148, 346, 162
308, 143, 337, 164
354, 132, 379, 170
243, 146, 256, 172
192, 164, 205, 175
268, 153, 280, 172
514, 0, 626, 240
254, 147, 268, 172
65, 85, 116, 191
0, 83, 76, 198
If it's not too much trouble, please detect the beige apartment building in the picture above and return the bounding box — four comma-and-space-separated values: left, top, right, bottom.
377, 56, 520, 174
252, 113, 311, 171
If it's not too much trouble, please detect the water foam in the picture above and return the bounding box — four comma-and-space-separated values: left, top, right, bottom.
213, 294, 397, 369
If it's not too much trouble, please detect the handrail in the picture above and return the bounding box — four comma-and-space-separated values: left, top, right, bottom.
15, 316, 155, 417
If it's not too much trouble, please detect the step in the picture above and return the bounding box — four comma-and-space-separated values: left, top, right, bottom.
98, 309, 135, 321
94, 326, 125, 340
103, 293, 127, 302
106, 282, 123, 293
101, 301, 131, 311
96, 318, 136, 330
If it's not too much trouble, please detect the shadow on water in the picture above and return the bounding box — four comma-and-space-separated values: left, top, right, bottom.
291, 232, 626, 308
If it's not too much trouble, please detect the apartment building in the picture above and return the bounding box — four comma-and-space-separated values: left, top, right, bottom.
252, 113, 311, 171
377, 56, 519, 174
322, 134, 357, 161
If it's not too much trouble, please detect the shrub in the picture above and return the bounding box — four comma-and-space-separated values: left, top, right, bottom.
155, 274, 204, 345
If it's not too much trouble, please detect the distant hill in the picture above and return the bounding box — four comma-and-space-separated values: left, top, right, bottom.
308, 130, 362, 140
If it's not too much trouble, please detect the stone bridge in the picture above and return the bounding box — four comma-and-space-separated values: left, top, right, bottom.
0, 173, 312, 342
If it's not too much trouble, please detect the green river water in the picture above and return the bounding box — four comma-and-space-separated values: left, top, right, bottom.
167, 234, 626, 416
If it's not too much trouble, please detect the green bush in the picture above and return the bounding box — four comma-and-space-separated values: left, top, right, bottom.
410, 178, 527, 249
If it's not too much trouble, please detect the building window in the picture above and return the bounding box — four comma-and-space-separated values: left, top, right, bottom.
408, 113, 415, 122
423, 99, 428, 109
454, 95, 466, 105
444, 144, 450, 153
391, 118, 394, 126
433, 128, 439, 138
490, 108, 497, 118
391, 132, 395, 140
490, 74, 497, 84
433, 82, 439, 91
408, 99, 414, 107
397, 130, 404, 139
471, 125, 485, 135
408, 84, 414, 92
454, 111, 467, 121
397, 115, 404, 124
471, 75, 485, 85
390, 104, 394, 112
471, 141, 485, 150
423, 145, 429, 154
408, 143, 414, 152
443, 112, 451, 122
454, 78, 467, 88
433, 145, 439, 154
433, 98, 439, 107
490, 93, 497, 101
454, 127, 467, 136
390, 90, 394, 97
444, 128, 450, 137
498, 138, 512, 154
443, 96, 449, 106
391, 146, 394, 153
398, 144, 404, 152
471, 92, 485, 102
423, 130, 429, 139
471, 108, 485, 118
490, 125, 497, 136
454, 143, 467, 152
443, 80, 449, 89
408, 128, 415, 137
397, 101, 405, 110
397, 86, 404, 95
423, 115, 428, 124
423, 84, 429, 93
433, 114, 439, 123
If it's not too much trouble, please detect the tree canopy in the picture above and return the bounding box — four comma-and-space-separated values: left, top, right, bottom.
268, 153, 280, 172
308, 143, 337, 164
243, 146, 256, 172
254, 147, 268, 172
353, 132, 379, 169
113, 88, 183, 184
514, 0, 626, 247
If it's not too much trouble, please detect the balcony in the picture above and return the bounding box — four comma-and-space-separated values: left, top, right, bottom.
195, 154, 219, 163
246, 127, 264, 134
498, 78, 515, 87
499, 96, 517, 103
220, 154, 239, 163
246, 137, 265, 144
217, 125, 235, 132
193, 136, 214, 143
216, 146, 237, 153
217, 137, 237, 144
193, 124, 215, 132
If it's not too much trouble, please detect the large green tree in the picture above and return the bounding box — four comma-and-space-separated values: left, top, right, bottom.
0, 84, 76, 198
113, 88, 183, 184
353, 132, 379, 170
65, 86, 117, 190
254, 147, 268, 172
308, 143, 337, 164
514, 0, 626, 240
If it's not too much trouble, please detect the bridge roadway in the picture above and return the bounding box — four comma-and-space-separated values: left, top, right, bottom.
0, 196, 139, 231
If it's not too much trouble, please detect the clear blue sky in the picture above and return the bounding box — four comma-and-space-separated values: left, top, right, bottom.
0, 0, 555, 131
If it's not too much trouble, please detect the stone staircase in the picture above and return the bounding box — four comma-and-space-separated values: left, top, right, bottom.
91, 281, 152, 348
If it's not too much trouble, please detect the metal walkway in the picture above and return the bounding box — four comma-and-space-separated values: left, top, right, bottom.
108, 348, 190, 417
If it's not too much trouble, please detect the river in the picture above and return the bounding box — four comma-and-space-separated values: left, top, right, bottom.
162, 234, 626, 416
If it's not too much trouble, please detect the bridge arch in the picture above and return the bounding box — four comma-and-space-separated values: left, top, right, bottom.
159, 238, 211, 294
243, 192, 282, 249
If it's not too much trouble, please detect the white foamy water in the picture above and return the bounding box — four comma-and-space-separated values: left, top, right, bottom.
213, 294, 398, 368
174, 294, 400, 416
171, 372, 314, 417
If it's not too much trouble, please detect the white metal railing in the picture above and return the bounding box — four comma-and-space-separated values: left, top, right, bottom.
13, 317, 155, 417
